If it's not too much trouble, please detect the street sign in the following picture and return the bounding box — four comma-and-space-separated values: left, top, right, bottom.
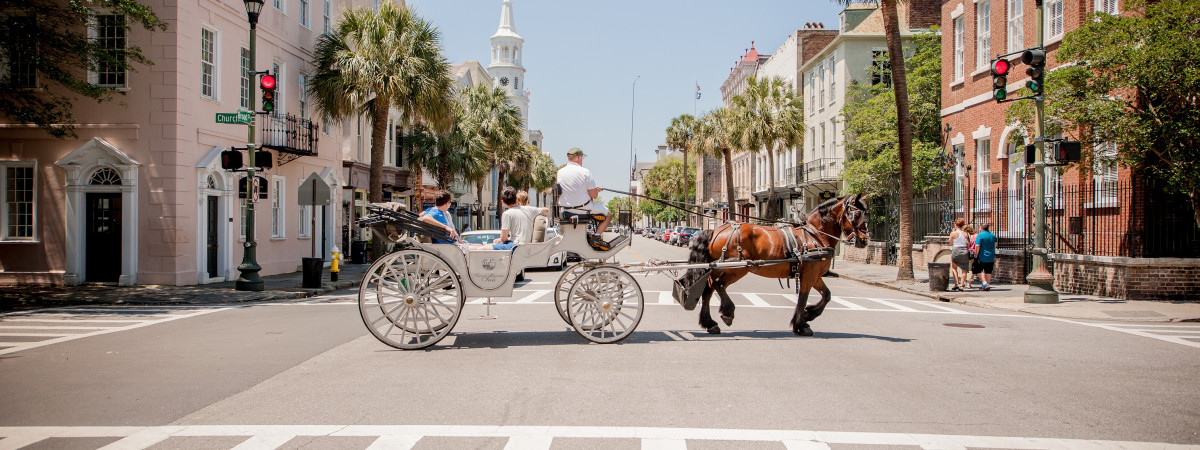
215, 110, 253, 125
298, 173, 331, 205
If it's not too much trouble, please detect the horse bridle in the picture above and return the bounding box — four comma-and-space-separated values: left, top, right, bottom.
840, 198, 870, 246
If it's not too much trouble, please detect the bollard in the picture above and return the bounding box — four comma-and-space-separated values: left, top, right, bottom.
330, 246, 341, 282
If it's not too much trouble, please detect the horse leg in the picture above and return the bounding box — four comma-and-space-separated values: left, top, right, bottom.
698, 283, 721, 334
716, 281, 736, 326
804, 278, 833, 322
790, 284, 815, 337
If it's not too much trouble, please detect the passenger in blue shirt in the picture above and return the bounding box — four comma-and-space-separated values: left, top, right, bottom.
419, 190, 458, 244
973, 224, 998, 291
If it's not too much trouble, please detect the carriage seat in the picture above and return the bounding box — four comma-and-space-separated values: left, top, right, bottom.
560, 210, 606, 225
532, 215, 547, 243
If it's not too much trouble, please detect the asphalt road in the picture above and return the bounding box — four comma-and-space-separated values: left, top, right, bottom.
1, 235, 1198, 449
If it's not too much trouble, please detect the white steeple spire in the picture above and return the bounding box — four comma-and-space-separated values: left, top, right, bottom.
488, 0, 528, 134
492, 0, 521, 39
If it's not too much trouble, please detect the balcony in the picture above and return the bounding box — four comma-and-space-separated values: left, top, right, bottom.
795, 158, 844, 185
260, 113, 319, 165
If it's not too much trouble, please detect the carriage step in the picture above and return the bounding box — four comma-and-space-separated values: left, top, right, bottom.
608, 235, 628, 248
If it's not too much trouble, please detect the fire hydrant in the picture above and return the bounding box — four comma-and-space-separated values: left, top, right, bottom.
330, 246, 341, 282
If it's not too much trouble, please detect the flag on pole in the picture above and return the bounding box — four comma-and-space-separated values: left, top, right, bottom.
695, 82, 701, 100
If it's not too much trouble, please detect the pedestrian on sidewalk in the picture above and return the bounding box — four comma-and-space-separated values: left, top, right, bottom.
974, 224, 998, 291
949, 218, 970, 291
965, 224, 980, 288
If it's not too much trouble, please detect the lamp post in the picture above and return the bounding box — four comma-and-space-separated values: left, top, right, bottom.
235, 0, 265, 291
628, 75, 640, 195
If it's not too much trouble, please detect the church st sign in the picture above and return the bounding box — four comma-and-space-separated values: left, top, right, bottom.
215, 110, 253, 125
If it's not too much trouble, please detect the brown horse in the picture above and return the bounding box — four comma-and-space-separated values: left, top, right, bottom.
685, 194, 869, 336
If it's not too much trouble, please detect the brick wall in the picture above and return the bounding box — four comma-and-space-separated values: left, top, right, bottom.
1053, 254, 1200, 300
844, 241, 889, 264
907, 0, 941, 29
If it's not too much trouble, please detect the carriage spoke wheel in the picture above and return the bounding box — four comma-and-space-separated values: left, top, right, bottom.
359, 249, 464, 350
566, 266, 644, 344
554, 263, 591, 325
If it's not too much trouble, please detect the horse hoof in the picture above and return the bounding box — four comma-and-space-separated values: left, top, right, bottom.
707, 325, 722, 334
721, 315, 733, 326
797, 326, 814, 337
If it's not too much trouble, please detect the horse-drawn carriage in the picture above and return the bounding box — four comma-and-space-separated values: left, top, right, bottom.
355, 194, 869, 350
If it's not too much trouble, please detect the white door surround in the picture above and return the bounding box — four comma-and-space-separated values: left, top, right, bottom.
55, 138, 141, 286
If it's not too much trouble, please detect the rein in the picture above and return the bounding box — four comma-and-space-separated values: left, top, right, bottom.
602, 187, 863, 246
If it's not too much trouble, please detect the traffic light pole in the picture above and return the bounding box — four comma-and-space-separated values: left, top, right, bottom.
235, 25, 264, 291
1024, 0, 1059, 304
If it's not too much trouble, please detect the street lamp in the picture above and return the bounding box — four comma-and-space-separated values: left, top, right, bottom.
235, 0, 266, 291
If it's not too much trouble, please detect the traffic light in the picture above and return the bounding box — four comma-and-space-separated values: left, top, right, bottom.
259, 72, 277, 113
220, 149, 244, 170
254, 149, 273, 169
1051, 141, 1081, 163
1022, 49, 1046, 97
991, 59, 1010, 101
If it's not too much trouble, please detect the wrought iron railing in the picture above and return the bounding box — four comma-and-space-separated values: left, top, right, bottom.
795, 158, 844, 184
260, 113, 319, 159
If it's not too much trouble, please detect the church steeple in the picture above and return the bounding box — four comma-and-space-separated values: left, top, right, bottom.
488, 0, 529, 134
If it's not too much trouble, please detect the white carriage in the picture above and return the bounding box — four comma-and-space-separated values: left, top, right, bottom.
357, 206, 641, 349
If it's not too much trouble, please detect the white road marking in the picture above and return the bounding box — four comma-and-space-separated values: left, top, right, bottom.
0, 425, 1189, 450
829, 296, 867, 310
862, 297, 920, 312
0, 307, 230, 356
513, 290, 550, 303
740, 293, 772, 307
1058, 320, 1200, 349
657, 291, 675, 305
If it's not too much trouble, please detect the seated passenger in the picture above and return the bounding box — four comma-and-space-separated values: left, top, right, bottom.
472, 186, 548, 251
418, 190, 458, 244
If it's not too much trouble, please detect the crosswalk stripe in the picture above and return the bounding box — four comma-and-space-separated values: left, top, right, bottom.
782, 440, 833, 450
658, 291, 675, 305
741, 293, 772, 307
504, 435, 553, 450
864, 298, 919, 312
365, 435, 421, 450
514, 290, 550, 303
642, 438, 687, 450
829, 296, 867, 310
230, 434, 294, 450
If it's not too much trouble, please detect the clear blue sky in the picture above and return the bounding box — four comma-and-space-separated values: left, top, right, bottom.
405, 0, 843, 201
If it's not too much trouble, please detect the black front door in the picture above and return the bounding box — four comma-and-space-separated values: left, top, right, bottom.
85, 193, 121, 283
206, 196, 219, 278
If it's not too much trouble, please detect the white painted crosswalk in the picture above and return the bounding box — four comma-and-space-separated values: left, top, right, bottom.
0, 424, 1190, 450
0, 306, 230, 356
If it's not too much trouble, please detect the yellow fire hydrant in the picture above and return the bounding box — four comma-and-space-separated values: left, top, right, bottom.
330, 246, 341, 282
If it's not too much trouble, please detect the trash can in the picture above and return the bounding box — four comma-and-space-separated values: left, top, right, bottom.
928, 262, 950, 292
301, 257, 324, 288
351, 240, 368, 264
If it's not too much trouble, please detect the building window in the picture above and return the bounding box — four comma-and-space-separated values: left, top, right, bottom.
829, 118, 837, 152
271, 62, 284, 113
1047, 0, 1064, 38
298, 73, 308, 119
5, 15, 38, 88
273, 0, 284, 12
872, 49, 891, 86
92, 14, 126, 87
1008, 0, 1024, 52
976, 138, 992, 210
322, 117, 331, 136
809, 127, 816, 160
201, 27, 217, 99
953, 16, 965, 81
1, 162, 36, 241
827, 56, 836, 106
817, 62, 825, 108
90, 167, 122, 185
271, 176, 285, 238
299, 0, 310, 28
1096, 0, 1118, 14
239, 47, 250, 109
819, 122, 827, 159
976, 1, 991, 70
323, 0, 331, 33
808, 73, 816, 113
298, 205, 311, 238
1094, 141, 1118, 206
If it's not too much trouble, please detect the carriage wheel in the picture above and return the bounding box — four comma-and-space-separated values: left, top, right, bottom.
566, 266, 644, 344
554, 263, 591, 325
358, 249, 464, 350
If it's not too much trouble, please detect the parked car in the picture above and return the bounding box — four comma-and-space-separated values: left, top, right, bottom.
668, 226, 687, 245
675, 227, 700, 246
658, 229, 672, 243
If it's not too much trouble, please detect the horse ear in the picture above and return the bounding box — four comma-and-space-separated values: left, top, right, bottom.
856, 192, 868, 203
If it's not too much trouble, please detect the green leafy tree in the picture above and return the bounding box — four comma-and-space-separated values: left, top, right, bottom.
0, 0, 167, 138
309, 1, 453, 203
458, 83, 524, 221
1007, 0, 1200, 227
665, 114, 698, 224
530, 151, 558, 206
694, 107, 744, 221
643, 156, 696, 224
842, 30, 946, 199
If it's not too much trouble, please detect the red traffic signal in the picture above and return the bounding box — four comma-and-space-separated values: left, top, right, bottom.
991, 59, 1010, 76
991, 59, 1010, 101
259, 74, 276, 90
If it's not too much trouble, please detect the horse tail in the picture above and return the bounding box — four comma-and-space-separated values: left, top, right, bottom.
685, 229, 715, 281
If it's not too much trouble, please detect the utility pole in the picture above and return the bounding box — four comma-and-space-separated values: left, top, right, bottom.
1024, 0, 1059, 303
236, 0, 265, 291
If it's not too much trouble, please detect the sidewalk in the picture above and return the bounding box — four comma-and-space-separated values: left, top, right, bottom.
831, 259, 1200, 322
0, 264, 371, 314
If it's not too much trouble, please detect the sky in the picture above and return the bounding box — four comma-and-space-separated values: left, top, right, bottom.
404, 0, 844, 201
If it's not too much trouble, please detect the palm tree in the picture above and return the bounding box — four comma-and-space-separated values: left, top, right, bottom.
459, 84, 524, 222
409, 90, 488, 190
665, 114, 698, 225
832, 0, 916, 280
530, 151, 558, 206
695, 107, 743, 221
733, 76, 802, 221
309, 1, 453, 203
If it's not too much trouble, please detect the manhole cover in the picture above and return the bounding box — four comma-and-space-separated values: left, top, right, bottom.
943, 323, 985, 328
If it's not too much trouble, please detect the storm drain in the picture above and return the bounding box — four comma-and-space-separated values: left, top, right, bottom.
943, 323, 985, 328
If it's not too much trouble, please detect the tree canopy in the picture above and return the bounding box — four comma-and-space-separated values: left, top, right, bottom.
0, 0, 168, 138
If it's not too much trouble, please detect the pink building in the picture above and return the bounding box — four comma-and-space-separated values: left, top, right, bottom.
0, 0, 374, 286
